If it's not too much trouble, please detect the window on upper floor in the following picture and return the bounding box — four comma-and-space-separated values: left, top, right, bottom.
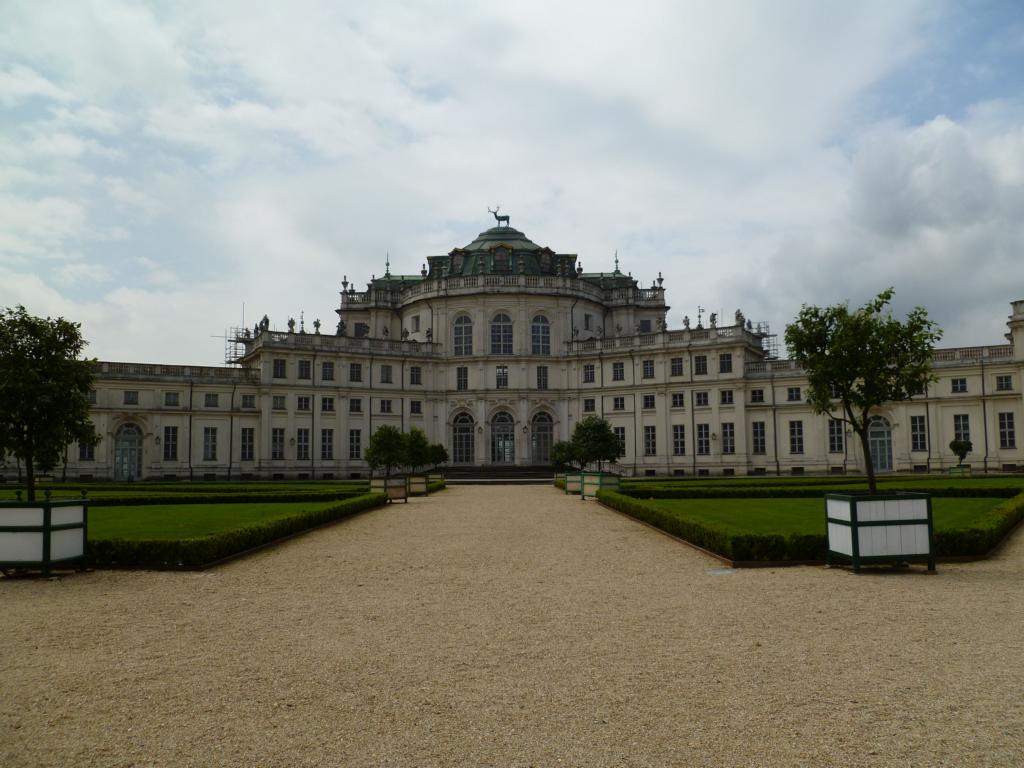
719, 353, 732, 374
410, 366, 422, 385
642, 394, 655, 409
787, 386, 802, 402
583, 364, 595, 383
642, 360, 654, 379
671, 392, 685, 408
272, 395, 286, 410
639, 319, 652, 333
241, 394, 256, 409
453, 316, 473, 357
456, 366, 468, 391
612, 362, 624, 381
536, 365, 548, 390
720, 390, 734, 405
996, 375, 1013, 391
321, 362, 335, 381
694, 356, 707, 375
670, 357, 683, 377
164, 392, 180, 407
583, 398, 596, 413
410, 400, 422, 415
613, 396, 625, 411
321, 397, 335, 412
272, 359, 286, 378
951, 377, 967, 393
349, 363, 362, 382
491, 314, 513, 355
349, 398, 362, 413
380, 364, 393, 384
297, 396, 310, 411
750, 389, 764, 403
297, 360, 311, 380
496, 364, 509, 389
204, 393, 218, 408
124, 390, 139, 405
531, 315, 550, 355
695, 391, 709, 407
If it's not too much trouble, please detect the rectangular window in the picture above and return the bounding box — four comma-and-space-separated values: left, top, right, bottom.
614, 426, 626, 456
789, 420, 804, 454
584, 313, 593, 331
952, 377, 967, 393
456, 366, 468, 391
612, 362, 624, 381
78, 441, 95, 461
349, 429, 361, 459
672, 424, 686, 456
999, 412, 1016, 449
410, 366, 422, 385
583, 364, 595, 383
911, 415, 928, 451
695, 391, 709, 407
671, 392, 685, 408
410, 400, 422, 415
322, 362, 335, 381
670, 357, 684, 377
164, 392, 180, 407
349, 398, 362, 413
583, 398, 596, 413
321, 429, 334, 460
752, 422, 766, 454
454, 317, 472, 356
297, 396, 311, 411
163, 426, 178, 461
720, 390, 734, 405
321, 397, 334, 412
271, 428, 285, 460
642, 394, 655, 409
496, 365, 509, 389
204, 393, 219, 408
124, 390, 139, 405
954, 414, 970, 442
380, 399, 392, 414
694, 356, 707, 375
298, 360, 311, 380
272, 395, 286, 411
203, 427, 217, 461
613, 396, 625, 411
536, 365, 548, 390
240, 427, 254, 462
642, 360, 654, 379
639, 319, 652, 333
87, 389, 97, 404
787, 387, 802, 402
697, 424, 710, 455
272, 359, 286, 378
721, 422, 735, 454
828, 419, 844, 453
996, 375, 1012, 391
719, 353, 732, 374
412, 315, 420, 332
380, 364, 393, 384
241, 394, 255, 409
644, 425, 657, 456
750, 389, 764, 403
296, 428, 310, 460
349, 363, 362, 382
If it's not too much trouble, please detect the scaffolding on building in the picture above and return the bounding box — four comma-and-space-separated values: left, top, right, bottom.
223, 327, 250, 366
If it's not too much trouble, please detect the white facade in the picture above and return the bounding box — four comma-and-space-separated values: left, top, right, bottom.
5, 223, 1023, 481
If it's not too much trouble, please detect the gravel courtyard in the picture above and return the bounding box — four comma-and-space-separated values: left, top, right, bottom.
2, 485, 1022, 767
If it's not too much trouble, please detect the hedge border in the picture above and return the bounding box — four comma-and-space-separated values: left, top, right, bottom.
86, 492, 387, 570
617, 485, 1021, 500
596, 490, 1024, 566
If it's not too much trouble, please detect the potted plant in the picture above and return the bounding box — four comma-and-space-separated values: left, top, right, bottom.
551, 440, 583, 494
427, 442, 448, 485
948, 439, 973, 476
365, 425, 408, 503
571, 417, 622, 498
405, 427, 430, 496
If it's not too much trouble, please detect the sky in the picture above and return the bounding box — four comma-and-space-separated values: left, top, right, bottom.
2, 0, 1023, 364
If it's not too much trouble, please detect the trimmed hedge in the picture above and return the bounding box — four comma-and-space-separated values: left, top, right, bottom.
618, 485, 1021, 500
427, 480, 446, 493
87, 492, 387, 568
597, 490, 1024, 562
84, 489, 368, 507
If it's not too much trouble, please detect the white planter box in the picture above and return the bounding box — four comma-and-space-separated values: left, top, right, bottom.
407, 475, 428, 496
563, 473, 582, 494
0, 499, 89, 575
581, 472, 620, 499
825, 492, 935, 573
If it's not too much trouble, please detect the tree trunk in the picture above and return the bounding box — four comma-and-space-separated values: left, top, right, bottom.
25, 450, 35, 502
858, 428, 877, 494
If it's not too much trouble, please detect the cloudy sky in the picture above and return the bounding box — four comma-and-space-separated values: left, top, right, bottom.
2, 0, 1023, 364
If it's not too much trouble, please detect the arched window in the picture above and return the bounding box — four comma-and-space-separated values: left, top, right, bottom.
490, 313, 513, 355
453, 315, 472, 357
531, 412, 553, 464
491, 411, 515, 463
452, 413, 475, 464
531, 315, 550, 355
114, 423, 143, 481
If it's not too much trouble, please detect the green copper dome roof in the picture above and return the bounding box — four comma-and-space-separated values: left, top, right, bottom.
459, 225, 542, 252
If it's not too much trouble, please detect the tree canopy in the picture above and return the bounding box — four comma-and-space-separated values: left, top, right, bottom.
784, 288, 941, 492
404, 427, 431, 472
0, 306, 98, 500
565, 416, 621, 472
364, 425, 407, 476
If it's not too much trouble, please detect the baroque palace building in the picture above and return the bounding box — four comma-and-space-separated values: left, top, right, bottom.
7, 218, 1023, 481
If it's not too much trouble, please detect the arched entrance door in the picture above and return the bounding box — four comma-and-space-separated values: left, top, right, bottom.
491, 412, 515, 464
531, 412, 553, 465
452, 413, 475, 465
868, 416, 893, 472
114, 424, 143, 481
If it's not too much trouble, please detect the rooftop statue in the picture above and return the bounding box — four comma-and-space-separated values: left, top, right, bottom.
487, 205, 510, 227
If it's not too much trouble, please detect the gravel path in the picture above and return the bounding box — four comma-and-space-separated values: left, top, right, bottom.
2, 486, 1022, 767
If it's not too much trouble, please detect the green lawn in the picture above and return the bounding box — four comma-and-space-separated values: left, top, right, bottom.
88, 499, 346, 540
0, 481, 368, 501
649, 497, 1006, 536
622, 475, 1024, 491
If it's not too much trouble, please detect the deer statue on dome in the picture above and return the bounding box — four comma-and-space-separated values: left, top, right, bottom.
487, 206, 510, 227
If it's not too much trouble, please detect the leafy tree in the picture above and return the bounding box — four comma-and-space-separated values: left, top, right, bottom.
404, 427, 431, 473
949, 439, 972, 466
364, 425, 406, 477
784, 288, 942, 493
427, 442, 449, 471
551, 440, 581, 471
570, 416, 621, 472
0, 306, 98, 501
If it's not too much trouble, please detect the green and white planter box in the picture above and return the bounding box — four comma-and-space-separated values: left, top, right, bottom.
825, 492, 935, 573
581, 472, 620, 499
563, 473, 582, 495
370, 476, 409, 503
407, 475, 428, 496
0, 498, 89, 575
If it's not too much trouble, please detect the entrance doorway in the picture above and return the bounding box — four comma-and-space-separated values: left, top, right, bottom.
868, 416, 893, 472
490, 412, 515, 464
114, 424, 143, 481
530, 412, 553, 464
452, 413, 475, 464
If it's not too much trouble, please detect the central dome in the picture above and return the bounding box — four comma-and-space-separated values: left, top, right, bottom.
460, 225, 542, 253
